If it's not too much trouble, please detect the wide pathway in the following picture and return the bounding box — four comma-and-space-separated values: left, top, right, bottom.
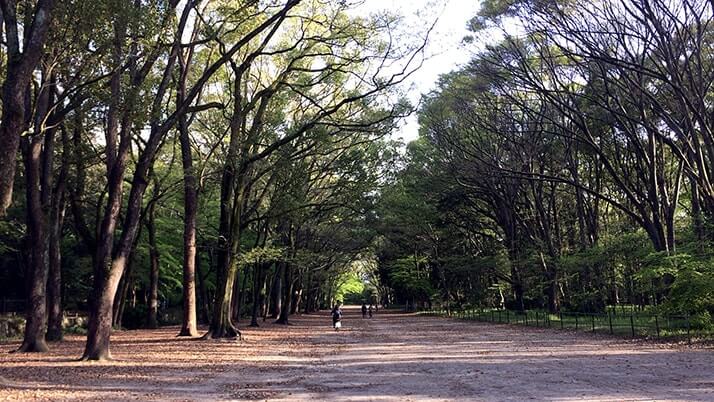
1, 307, 713, 401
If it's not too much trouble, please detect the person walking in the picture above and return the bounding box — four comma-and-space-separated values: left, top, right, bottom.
368, 304, 373, 318
331, 304, 343, 330
361, 303, 367, 318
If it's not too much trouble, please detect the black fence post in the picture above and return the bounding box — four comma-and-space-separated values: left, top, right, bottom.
506, 310, 510, 324
575, 314, 579, 330
608, 312, 613, 335
560, 312, 564, 329
525, 311, 529, 326
686, 314, 691, 344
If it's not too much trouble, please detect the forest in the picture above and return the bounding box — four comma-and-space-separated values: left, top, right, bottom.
1, 0, 713, 366
379, 0, 714, 325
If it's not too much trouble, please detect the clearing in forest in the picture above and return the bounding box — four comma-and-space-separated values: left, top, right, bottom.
1, 307, 712, 401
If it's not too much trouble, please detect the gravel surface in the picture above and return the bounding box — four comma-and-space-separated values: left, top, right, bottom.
1, 307, 712, 401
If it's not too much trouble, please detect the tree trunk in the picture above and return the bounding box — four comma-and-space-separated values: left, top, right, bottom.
204, 260, 241, 339
18, 136, 50, 353
18, 69, 56, 352
0, 0, 55, 216
178, 166, 199, 335
291, 285, 301, 315
112, 251, 133, 328
250, 263, 266, 327
146, 189, 160, 329
205, 157, 246, 339
263, 265, 275, 321
83, 114, 132, 360
46, 206, 64, 342
276, 263, 293, 325
261, 267, 272, 321
46, 125, 68, 342
113, 223, 141, 328
235, 264, 250, 322
197, 250, 211, 324
539, 252, 560, 313
206, 192, 243, 339
269, 263, 283, 319
83, 137, 151, 359
177, 44, 198, 336
513, 282, 525, 312
83, 273, 122, 360
691, 175, 706, 245
46, 182, 66, 342
82, 1, 171, 359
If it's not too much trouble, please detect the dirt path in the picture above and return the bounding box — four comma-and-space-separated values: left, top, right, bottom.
1, 307, 712, 401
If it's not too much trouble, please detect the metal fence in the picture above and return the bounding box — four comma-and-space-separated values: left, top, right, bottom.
419, 308, 713, 343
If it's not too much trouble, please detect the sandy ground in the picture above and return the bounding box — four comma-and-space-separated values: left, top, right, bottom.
0, 307, 712, 401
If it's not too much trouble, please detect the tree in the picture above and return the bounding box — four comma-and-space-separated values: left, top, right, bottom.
203, 0, 424, 338
0, 0, 55, 217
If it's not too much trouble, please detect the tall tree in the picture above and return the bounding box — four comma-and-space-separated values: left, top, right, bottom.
0, 0, 55, 216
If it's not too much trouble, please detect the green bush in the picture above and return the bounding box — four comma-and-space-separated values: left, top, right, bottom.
663, 255, 714, 316
689, 311, 713, 330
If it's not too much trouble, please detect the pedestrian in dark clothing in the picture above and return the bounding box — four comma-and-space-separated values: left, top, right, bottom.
331, 304, 342, 330
368, 304, 373, 318
361, 303, 367, 318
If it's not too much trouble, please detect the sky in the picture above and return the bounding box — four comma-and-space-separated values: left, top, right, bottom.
355, 0, 482, 143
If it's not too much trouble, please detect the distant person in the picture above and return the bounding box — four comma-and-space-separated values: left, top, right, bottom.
331, 304, 342, 330
368, 304, 373, 318
361, 303, 367, 318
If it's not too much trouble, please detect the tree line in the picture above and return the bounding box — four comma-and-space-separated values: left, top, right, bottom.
0, 0, 427, 360
375, 0, 714, 326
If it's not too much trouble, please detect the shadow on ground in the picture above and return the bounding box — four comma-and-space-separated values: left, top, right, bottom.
1, 307, 712, 401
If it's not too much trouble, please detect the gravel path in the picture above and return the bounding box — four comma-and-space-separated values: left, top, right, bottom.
1, 307, 712, 401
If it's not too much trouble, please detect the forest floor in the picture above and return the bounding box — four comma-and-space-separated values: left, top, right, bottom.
0, 307, 713, 401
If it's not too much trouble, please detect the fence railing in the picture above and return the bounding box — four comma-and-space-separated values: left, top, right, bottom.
419, 308, 713, 343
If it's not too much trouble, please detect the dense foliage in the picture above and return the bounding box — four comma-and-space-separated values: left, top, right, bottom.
374, 0, 714, 328
2, 0, 713, 359
0, 0, 426, 358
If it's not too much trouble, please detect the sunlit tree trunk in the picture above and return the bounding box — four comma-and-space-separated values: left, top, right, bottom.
269, 263, 283, 319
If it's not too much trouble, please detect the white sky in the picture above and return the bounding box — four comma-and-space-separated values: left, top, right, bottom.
355, 0, 481, 143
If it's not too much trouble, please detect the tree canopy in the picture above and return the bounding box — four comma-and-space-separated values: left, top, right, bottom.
1, 0, 713, 361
